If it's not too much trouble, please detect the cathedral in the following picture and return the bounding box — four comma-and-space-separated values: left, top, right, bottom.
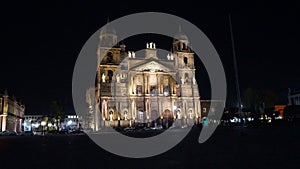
90, 25, 202, 130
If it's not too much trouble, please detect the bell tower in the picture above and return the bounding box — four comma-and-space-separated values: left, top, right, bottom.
95, 21, 125, 131
172, 27, 201, 123
173, 26, 194, 70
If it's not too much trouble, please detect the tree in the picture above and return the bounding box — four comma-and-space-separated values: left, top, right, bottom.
263, 90, 278, 108
242, 88, 279, 123
242, 88, 262, 117
283, 105, 300, 122
49, 100, 64, 131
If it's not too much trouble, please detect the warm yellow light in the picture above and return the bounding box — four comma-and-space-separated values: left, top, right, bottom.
109, 114, 113, 121
41, 121, 46, 126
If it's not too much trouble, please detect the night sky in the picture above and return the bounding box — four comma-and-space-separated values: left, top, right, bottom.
0, 1, 299, 114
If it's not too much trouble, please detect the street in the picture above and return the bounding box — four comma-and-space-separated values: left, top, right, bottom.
0, 126, 299, 169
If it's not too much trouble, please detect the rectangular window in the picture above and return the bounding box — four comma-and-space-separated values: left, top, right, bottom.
163, 86, 169, 96
150, 86, 157, 96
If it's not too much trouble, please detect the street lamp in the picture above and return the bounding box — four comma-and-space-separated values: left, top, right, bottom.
41, 121, 46, 135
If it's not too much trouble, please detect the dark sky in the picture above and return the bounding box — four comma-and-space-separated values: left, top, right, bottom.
0, 1, 299, 114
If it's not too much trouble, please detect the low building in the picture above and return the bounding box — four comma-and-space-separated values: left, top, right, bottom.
0, 90, 25, 132
23, 115, 43, 131
274, 105, 285, 118
63, 115, 81, 131
200, 100, 225, 124
288, 89, 300, 105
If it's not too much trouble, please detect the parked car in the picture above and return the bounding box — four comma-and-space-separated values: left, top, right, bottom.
124, 127, 135, 132
151, 125, 163, 130
0, 130, 17, 136
69, 130, 84, 134
58, 129, 69, 134
20, 131, 34, 136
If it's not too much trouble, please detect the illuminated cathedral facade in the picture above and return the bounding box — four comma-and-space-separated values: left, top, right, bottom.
90, 25, 201, 130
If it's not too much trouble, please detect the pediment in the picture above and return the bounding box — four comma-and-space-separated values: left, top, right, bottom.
131, 60, 173, 72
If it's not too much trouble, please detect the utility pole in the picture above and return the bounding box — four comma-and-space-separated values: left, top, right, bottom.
229, 14, 245, 126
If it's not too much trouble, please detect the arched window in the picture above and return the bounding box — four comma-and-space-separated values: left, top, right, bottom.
183, 57, 188, 65
107, 52, 113, 63
185, 73, 189, 83
163, 86, 169, 96
185, 73, 189, 78
107, 70, 113, 82
109, 110, 114, 121
123, 110, 128, 120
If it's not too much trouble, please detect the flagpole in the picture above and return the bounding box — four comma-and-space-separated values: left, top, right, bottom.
228, 14, 245, 126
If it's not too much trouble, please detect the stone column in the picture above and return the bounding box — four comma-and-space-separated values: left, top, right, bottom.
198, 100, 201, 119
2, 115, 6, 131
142, 74, 145, 95
130, 76, 132, 94
144, 75, 147, 94
131, 100, 136, 120
133, 77, 136, 95
148, 75, 150, 94
170, 79, 173, 95
157, 74, 160, 95
13, 118, 17, 132
94, 103, 99, 131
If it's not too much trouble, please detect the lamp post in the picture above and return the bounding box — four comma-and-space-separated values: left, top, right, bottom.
229, 14, 245, 127
41, 121, 46, 135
